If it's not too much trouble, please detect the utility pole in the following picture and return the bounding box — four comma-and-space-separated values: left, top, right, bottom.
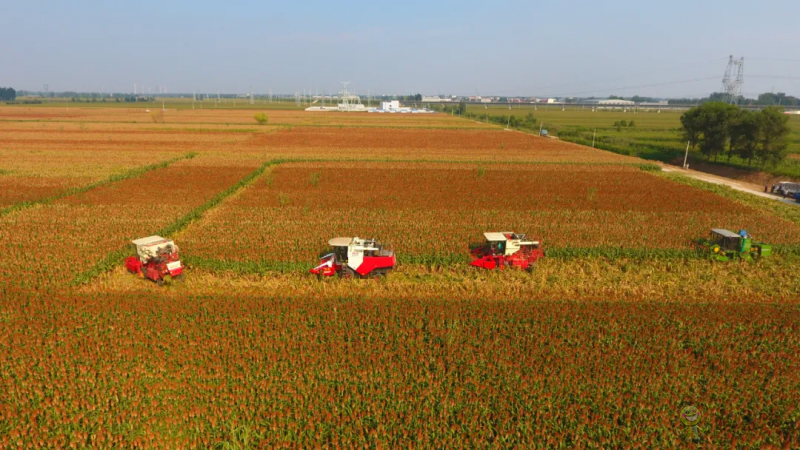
683, 141, 691, 169
592, 129, 596, 147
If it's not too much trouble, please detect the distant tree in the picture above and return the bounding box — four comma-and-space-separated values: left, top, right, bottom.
150, 110, 165, 124
414, 94, 422, 101
680, 108, 702, 150
253, 113, 269, 125
728, 109, 759, 164
455, 100, 467, 115
755, 106, 791, 167
689, 102, 738, 161
0, 87, 16, 101
628, 120, 635, 127
757, 93, 777, 106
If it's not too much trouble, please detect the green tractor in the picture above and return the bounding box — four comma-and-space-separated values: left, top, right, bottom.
699, 229, 771, 261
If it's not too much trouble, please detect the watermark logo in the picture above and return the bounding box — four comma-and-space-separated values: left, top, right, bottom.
680, 405, 703, 442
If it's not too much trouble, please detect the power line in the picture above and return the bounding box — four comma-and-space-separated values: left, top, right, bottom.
746, 57, 800, 63
749, 75, 800, 81
550, 76, 720, 97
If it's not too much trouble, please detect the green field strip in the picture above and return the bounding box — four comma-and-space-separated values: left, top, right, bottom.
71, 158, 289, 285
0, 152, 196, 218
0, 169, 10, 176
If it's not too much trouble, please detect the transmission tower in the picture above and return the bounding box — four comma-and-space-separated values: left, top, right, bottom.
722, 55, 744, 104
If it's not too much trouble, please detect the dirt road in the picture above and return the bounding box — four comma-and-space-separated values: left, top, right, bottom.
661, 164, 798, 206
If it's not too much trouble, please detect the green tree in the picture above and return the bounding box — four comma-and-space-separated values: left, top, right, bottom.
728, 109, 759, 164
684, 102, 738, 160
755, 106, 791, 167
253, 113, 269, 125
680, 107, 702, 150
455, 100, 467, 115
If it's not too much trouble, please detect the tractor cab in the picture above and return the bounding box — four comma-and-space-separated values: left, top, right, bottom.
702, 228, 771, 261
328, 237, 351, 264
709, 228, 749, 253
482, 232, 540, 256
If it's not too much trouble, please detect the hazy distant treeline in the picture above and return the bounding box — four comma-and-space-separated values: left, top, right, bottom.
0, 87, 16, 101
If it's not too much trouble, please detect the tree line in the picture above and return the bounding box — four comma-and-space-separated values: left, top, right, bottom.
681, 103, 791, 167
0, 87, 16, 101
668, 92, 800, 106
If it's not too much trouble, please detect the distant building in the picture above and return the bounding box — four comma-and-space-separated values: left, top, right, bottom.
588, 99, 636, 106
422, 96, 451, 102
479, 97, 492, 103
380, 101, 400, 110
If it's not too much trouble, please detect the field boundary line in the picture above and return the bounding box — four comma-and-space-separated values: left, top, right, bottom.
0, 152, 197, 218
71, 158, 288, 286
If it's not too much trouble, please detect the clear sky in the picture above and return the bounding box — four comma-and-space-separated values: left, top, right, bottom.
3, 0, 799, 98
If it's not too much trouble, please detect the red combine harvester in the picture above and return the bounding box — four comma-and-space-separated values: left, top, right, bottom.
470, 232, 544, 271
311, 237, 395, 278
124, 236, 184, 286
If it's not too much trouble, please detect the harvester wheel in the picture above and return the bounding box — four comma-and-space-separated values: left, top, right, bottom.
156, 278, 164, 287
341, 267, 356, 279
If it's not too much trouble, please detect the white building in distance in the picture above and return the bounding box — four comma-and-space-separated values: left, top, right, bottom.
587, 99, 636, 106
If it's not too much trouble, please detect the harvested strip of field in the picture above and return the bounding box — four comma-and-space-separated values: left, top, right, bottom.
90, 256, 800, 303
0, 156, 259, 289
180, 162, 800, 267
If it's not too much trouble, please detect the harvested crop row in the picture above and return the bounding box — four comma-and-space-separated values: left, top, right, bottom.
180, 163, 800, 265
0, 156, 258, 289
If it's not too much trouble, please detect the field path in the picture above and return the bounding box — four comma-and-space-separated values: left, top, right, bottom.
662, 164, 799, 206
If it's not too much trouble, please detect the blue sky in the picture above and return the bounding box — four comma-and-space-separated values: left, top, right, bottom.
3, 0, 799, 97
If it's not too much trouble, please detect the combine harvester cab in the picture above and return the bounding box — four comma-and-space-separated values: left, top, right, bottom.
470, 232, 544, 271
700, 229, 771, 261
124, 236, 184, 286
310, 237, 395, 278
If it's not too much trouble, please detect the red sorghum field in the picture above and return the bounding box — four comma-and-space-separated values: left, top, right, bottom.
0, 105, 798, 447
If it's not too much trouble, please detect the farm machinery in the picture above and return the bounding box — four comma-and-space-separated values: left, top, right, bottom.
698, 229, 771, 261
470, 232, 544, 271
310, 237, 395, 278
125, 236, 184, 285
